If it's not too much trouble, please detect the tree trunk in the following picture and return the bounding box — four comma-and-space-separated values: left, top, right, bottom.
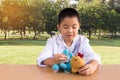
114, 30, 117, 38
8, 30, 10, 37
23, 27, 26, 36
88, 30, 91, 39
33, 31, 37, 40
94, 29, 97, 36
20, 28, 23, 40
3, 30, 7, 40
98, 28, 101, 39
111, 32, 114, 39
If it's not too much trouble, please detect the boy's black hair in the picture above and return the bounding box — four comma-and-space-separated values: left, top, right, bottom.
58, 8, 81, 24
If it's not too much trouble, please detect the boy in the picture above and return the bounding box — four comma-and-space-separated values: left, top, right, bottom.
37, 8, 100, 75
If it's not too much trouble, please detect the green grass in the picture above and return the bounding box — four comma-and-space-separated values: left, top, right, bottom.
92, 46, 120, 64
90, 38, 120, 64
0, 46, 44, 64
90, 38, 120, 47
0, 38, 120, 64
0, 40, 46, 46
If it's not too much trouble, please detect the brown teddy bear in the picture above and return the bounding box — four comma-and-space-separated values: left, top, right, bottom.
70, 56, 85, 73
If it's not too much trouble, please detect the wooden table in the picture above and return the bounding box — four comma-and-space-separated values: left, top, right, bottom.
0, 65, 119, 80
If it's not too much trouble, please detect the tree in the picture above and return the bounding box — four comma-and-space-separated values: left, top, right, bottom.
107, 9, 120, 38
0, 0, 11, 40
107, 0, 120, 13
0, 0, 27, 39
77, 0, 105, 39
0, 5, 2, 30
41, 0, 70, 36
0, 0, 46, 40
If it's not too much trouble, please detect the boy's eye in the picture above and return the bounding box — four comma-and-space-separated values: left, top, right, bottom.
72, 25, 77, 29
63, 25, 69, 29
73, 26, 77, 29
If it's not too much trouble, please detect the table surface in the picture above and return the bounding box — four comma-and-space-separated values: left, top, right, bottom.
0, 65, 120, 80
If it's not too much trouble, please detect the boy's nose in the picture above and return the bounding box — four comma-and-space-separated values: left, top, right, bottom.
68, 28, 73, 33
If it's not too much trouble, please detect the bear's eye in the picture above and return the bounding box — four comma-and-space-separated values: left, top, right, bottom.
74, 59, 77, 61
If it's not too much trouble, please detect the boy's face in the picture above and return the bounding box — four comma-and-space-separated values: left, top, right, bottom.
57, 16, 80, 42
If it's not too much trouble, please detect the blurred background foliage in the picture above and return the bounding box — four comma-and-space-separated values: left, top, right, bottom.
0, 0, 120, 40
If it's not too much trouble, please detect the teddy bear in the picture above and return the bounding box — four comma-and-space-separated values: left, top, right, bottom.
52, 49, 73, 73
70, 55, 85, 73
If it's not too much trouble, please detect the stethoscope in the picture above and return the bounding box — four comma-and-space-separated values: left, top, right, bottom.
56, 34, 81, 54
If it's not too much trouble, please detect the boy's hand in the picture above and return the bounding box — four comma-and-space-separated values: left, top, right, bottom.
43, 53, 67, 66
78, 60, 99, 76
54, 54, 67, 64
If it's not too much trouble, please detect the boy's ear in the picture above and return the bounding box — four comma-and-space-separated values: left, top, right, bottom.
57, 24, 60, 31
79, 23, 81, 27
78, 23, 81, 29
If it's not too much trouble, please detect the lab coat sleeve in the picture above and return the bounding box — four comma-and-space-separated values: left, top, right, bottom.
36, 38, 54, 67
81, 37, 101, 64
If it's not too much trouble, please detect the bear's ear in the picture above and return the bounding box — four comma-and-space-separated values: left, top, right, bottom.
78, 52, 84, 58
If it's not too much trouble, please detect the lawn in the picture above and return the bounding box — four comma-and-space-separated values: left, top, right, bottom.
0, 38, 120, 64
90, 39, 120, 64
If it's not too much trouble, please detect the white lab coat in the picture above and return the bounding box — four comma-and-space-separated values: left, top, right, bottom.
37, 34, 101, 67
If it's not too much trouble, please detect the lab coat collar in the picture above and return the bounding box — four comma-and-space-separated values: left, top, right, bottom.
56, 34, 80, 49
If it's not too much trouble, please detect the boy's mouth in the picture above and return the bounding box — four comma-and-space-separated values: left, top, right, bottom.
66, 35, 73, 36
